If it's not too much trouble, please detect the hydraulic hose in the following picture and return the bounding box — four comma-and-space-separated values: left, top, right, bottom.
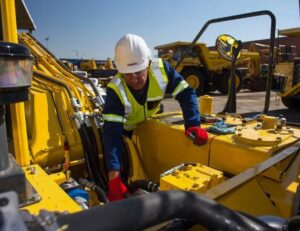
121, 139, 130, 182
26, 33, 105, 106
85, 124, 101, 173
129, 180, 160, 193
33, 71, 79, 112
57, 190, 274, 231
96, 127, 108, 181
77, 125, 98, 184
34, 71, 107, 191
78, 178, 109, 204
80, 123, 107, 192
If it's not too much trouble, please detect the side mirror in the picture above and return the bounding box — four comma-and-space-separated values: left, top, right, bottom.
216, 34, 241, 61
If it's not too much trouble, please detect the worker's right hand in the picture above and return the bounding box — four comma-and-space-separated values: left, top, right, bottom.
108, 177, 129, 202
185, 126, 208, 146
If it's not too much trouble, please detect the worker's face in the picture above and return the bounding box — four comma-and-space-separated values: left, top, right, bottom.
123, 68, 148, 91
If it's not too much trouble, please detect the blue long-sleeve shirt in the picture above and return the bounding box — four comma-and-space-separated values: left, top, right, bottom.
102, 61, 200, 171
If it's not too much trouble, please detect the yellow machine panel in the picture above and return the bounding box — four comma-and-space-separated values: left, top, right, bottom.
160, 163, 224, 193
22, 165, 81, 215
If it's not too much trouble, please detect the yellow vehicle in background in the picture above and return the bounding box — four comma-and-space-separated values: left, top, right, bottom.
274, 27, 300, 110
0, 1, 299, 230
77, 58, 117, 86
155, 41, 260, 95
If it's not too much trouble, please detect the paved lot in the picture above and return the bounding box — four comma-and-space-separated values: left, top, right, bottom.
163, 90, 300, 124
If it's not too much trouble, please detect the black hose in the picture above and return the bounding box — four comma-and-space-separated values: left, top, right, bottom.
77, 126, 97, 184
80, 124, 107, 192
57, 190, 274, 231
121, 138, 130, 183
128, 180, 159, 193
34, 71, 107, 191
96, 127, 108, 182
85, 124, 102, 176
287, 216, 300, 231
78, 178, 109, 204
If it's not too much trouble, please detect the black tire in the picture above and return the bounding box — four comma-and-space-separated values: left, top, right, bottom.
281, 96, 300, 110
248, 78, 267, 92
216, 69, 243, 95
181, 68, 205, 96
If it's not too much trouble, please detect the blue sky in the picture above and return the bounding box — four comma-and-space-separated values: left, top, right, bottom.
25, 0, 299, 60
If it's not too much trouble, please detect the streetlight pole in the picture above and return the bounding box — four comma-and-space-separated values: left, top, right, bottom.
45, 37, 49, 49
81, 51, 86, 60
73, 49, 79, 60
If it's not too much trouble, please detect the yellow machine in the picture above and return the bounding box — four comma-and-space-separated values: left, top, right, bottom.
61, 59, 75, 71
0, 1, 299, 230
273, 27, 300, 110
155, 41, 260, 95
78, 59, 98, 71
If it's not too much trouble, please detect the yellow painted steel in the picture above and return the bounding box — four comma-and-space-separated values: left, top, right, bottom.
5, 0, 299, 221
1, 0, 31, 166
218, 179, 280, 217
48, 171, 67, 185
160, 163, 224, 192
132, 119, 211, 182
124, 112, 300, 217
124, 137, 147, 182
22, 165, 81, 214
207, 141, 299, 217
25, 79, 84, 167
17, 32, 105, 168
18, 32, 95, 111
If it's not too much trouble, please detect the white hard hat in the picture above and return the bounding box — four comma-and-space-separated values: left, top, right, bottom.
114, 34, 151, 74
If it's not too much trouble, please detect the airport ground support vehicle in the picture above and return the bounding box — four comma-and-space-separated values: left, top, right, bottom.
0, 1, 300, 230
274, 27, 300, 110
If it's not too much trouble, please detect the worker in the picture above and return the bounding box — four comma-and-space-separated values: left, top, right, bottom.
102, 34, 208, 201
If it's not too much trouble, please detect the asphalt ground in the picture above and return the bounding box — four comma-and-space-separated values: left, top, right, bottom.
163, 90, 300, 124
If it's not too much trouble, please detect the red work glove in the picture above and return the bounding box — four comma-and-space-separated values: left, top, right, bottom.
108, 177, 129, 202
185, 127, 208, 146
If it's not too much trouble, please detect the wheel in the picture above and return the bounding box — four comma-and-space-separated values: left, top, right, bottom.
281, 96, 300, 110
248, 78, 267, 92
216, 69, 243, 95
181, 68, 205, 96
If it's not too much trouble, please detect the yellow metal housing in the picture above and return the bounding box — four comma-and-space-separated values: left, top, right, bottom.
22, 165, 81, 214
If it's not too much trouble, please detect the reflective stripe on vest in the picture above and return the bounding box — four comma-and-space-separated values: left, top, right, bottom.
109, 77, 132, 114
150, 59, 168, 99
171, 80, 189, 97
102, 114, 125, 123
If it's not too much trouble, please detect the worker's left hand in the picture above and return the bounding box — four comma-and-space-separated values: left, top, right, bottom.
185, 127, 208, 146
108, 177, 129, 202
